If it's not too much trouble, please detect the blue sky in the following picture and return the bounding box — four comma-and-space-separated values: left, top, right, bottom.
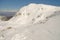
0, 0, 60, 12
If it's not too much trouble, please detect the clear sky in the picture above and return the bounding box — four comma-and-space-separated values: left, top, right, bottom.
0, 0, 60, 12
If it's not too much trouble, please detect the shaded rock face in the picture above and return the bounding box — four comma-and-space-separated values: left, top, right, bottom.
0, 16, 7, 21
0, 16, 13, 21
7, 16, 13, 21
0, 12, 16, 21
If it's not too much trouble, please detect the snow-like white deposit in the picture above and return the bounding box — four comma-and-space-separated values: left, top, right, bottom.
9, 3, 60, 25
0, 3, 60, 40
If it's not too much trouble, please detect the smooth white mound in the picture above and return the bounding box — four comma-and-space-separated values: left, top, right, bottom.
0, 3, 60, 40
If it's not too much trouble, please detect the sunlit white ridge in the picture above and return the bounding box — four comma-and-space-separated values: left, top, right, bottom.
9, 3, 60, 24
0, 3, 60, 40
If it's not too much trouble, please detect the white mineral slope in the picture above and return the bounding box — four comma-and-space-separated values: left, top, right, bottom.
0, 3, 60, 40
9, 3, 60, 26
2, 15, 60, 40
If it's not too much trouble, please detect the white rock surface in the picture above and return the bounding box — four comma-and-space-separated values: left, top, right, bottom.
0, 3, 60, 40
9, 3, 60, 25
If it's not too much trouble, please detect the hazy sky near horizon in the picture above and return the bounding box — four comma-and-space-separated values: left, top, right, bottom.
0, 0, 60, 12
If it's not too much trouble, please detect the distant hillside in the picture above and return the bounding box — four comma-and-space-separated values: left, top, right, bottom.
0, 12, 16, 17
